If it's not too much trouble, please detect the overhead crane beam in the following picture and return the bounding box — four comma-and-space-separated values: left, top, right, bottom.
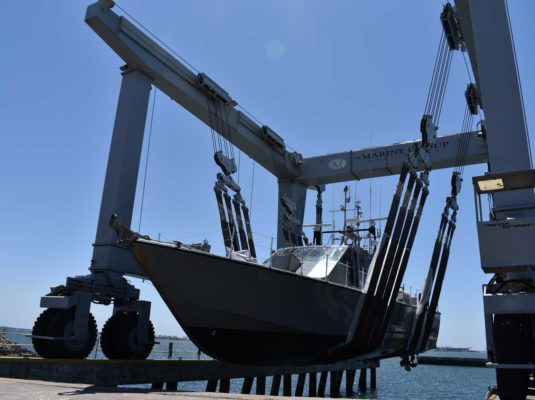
85, 2, 302, 180
297, 131, 487, 187
86, 1, 488, 191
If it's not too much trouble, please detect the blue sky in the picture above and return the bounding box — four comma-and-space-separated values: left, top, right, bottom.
0, 1, 533, 350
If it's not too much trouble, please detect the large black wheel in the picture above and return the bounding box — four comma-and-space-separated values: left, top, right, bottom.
32, 308, 97, 359
494, 314, 529, 400
100, 311, 155, 360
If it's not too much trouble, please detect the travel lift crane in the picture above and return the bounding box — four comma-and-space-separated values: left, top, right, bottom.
31, 0, 532, 396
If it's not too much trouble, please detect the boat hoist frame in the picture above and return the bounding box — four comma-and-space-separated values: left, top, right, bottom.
34, 1, 535, 387
34, 0, 488, 361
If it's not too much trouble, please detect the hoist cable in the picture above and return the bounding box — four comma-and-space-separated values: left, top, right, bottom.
454, 106, 469, 173
207, 97, 237, 162
434, 50, 453, 126
459, 116, 471, 174
207, 100, 218, 154
424, 33, 446, 114
461, 52, 474, 83
249, 160, 256, 217
432, 44, 452, 123
429, 36, 450, 118
423, 31, 454, 129
453, 105, 475, 178
427, 35, 449, 117
138, 88, 157, 232
460, 114, 474, 176
222, 106, 235, 160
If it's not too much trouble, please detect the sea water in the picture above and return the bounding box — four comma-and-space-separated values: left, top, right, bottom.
1, 327, 494, 399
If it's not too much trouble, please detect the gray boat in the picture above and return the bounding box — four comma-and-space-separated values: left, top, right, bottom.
128, 236, 439, 366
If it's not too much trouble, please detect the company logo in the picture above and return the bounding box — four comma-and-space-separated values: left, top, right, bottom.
328, 158, 347, 170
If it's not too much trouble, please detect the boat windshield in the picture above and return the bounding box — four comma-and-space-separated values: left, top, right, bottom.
268, 246, 348, 278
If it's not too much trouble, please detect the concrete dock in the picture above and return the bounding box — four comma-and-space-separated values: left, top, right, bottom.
0, 357, 378, 386
3, 377, 535, 400
0, 357, 379, 398
0, 378, 317, 399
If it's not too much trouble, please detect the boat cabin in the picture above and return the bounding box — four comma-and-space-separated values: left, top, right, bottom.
265, 245, 372, 289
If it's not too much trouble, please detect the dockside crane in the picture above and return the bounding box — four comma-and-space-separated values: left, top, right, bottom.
31, 1, 534, 398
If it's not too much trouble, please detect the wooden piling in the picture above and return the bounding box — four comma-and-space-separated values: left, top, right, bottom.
370, 367, 376, 389
283, 374, 292, 396
318, 371, 328, 397
256, 376, 266, 395
206, 379, 217, 392
358, 368, 367, 392
219, 378, 230, 393
241, 377, 253, 394
295, 373, 306, 396
308, 372, 317, 397
345, 369, 356, 396
151, 382, 163, 390
167, 342, 173, 359
165, 381, 177, 391
270, 375, 281, 395
330, 371, 341, 398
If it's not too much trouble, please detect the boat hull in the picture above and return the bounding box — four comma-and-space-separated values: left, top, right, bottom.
131, 240, 439, 365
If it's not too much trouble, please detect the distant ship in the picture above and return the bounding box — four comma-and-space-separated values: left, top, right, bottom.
127, 235, 439, 366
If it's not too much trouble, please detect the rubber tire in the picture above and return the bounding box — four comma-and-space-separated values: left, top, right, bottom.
494, 314, 529, 400
100, 311, 155, 360
32, 308, 97, 359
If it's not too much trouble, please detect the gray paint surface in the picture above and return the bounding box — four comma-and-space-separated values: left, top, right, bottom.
456, 0, 534, 213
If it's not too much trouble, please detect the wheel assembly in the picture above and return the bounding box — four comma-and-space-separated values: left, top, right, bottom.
100, 311, 155, 360
493, 314, 529, 400
32, 308, 97, 359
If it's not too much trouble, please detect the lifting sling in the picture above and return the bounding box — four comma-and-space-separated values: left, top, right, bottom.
214, 182, 233, 250
232, 193, 249, 252
335, 4, 465, 358
223, 191, 240, 251
203, 74, 257, 259
404, 83, 479, 363
373, 172, 429, 347
338, 146, 431, 356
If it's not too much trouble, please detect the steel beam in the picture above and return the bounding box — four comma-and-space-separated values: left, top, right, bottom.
86, 2, 490, 192
455, 0, 534, 214
298, 131, 487, 186
91, 69, 151, 276
85, 2, 301, 179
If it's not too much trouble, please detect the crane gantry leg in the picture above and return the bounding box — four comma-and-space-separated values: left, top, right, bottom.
33, 67, 156, 360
